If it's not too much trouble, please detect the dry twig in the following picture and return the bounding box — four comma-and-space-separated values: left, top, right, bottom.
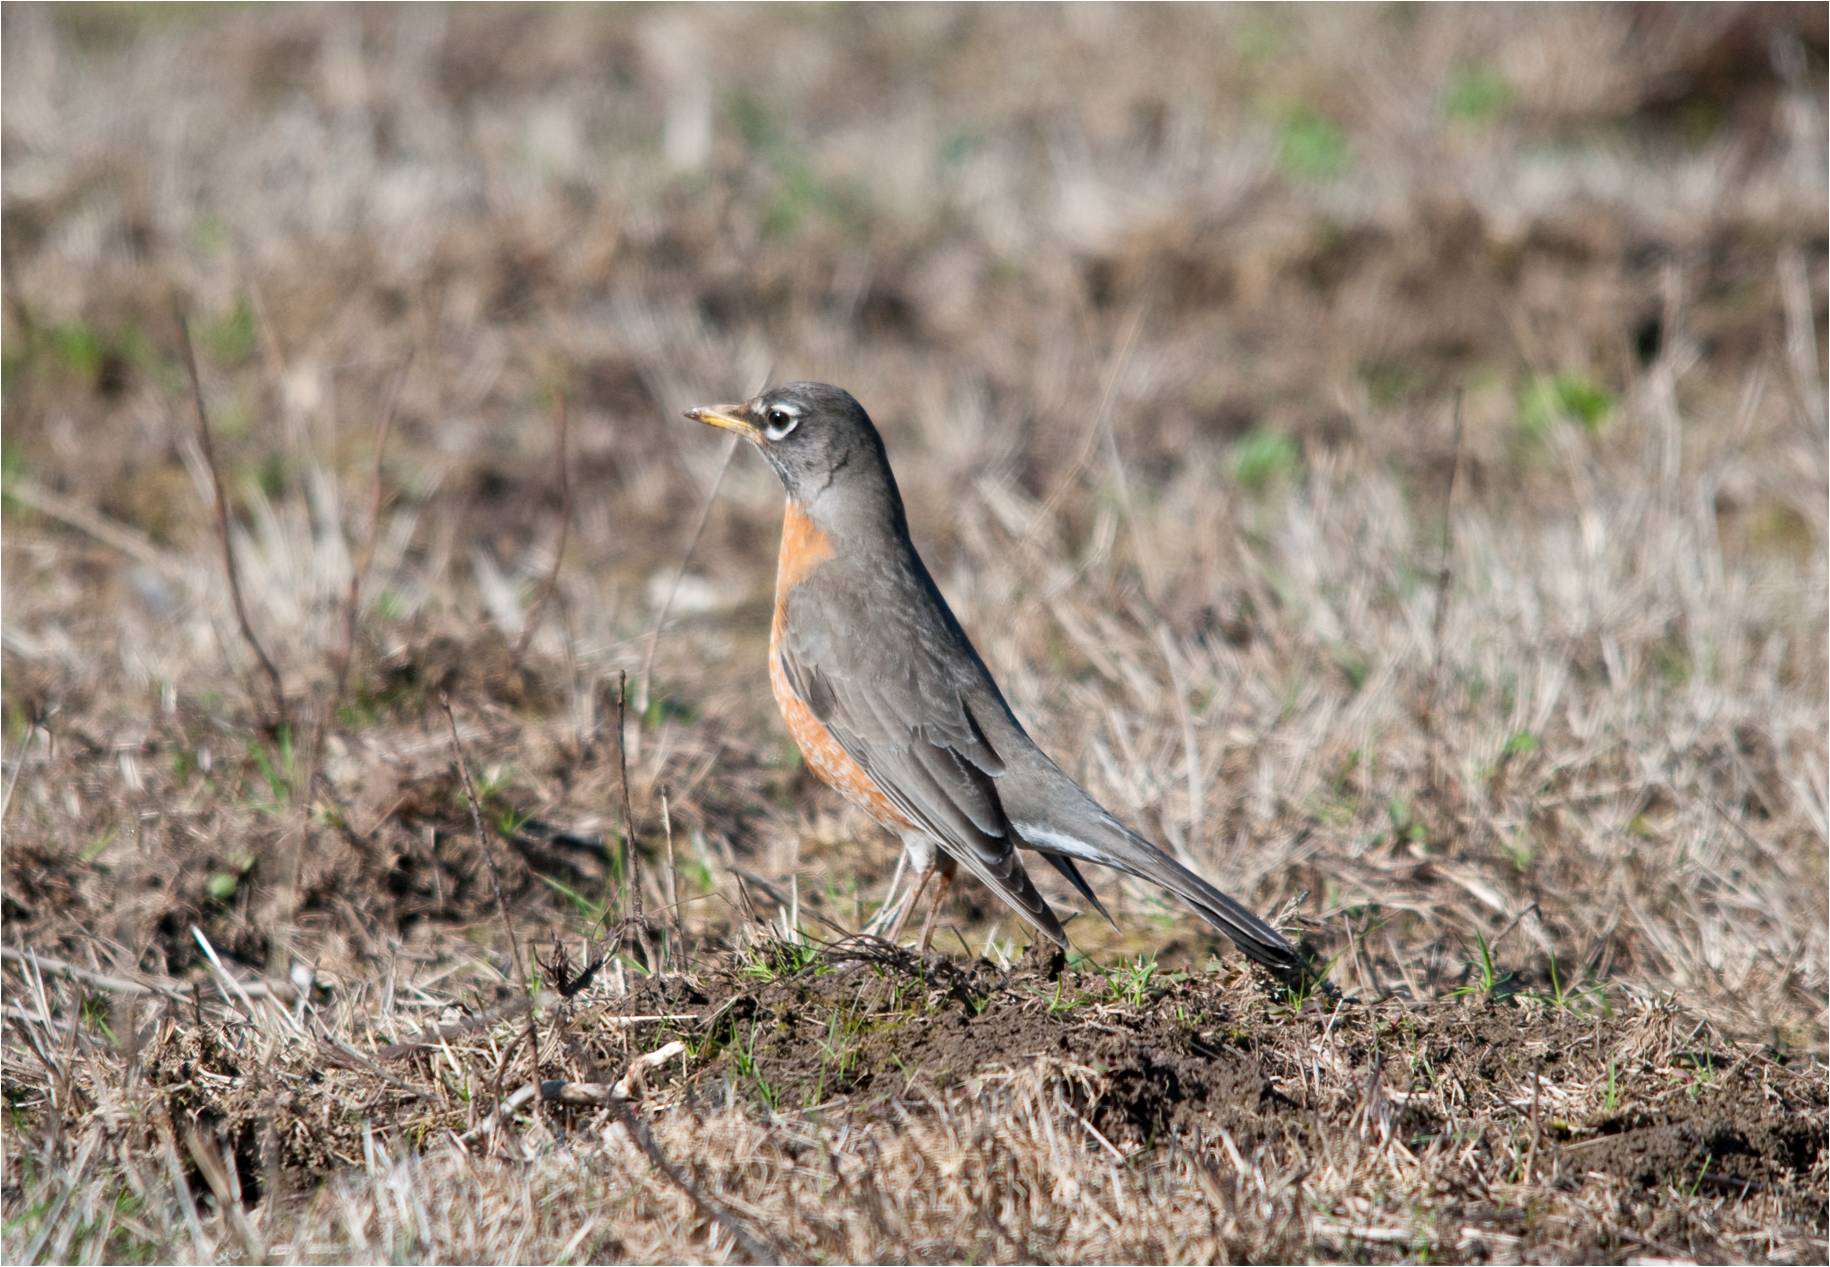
176, 302, 288, 730
638, 431, 738, 714
438, 693, 529, 991
608, 671, 646, 935
514, 385, 572, 659
332, 353, 412, 708
660, 785, 686, 968
1420, 387, 1465, 796
0, 944, 296, 1003
610, 1099, 783, 1265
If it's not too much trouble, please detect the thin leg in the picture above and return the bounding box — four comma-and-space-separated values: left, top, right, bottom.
883, 864, 936, 944
915, 868, 955, 953
861, 849, 911, 936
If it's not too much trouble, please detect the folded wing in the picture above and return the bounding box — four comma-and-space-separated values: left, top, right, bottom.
777, 633, 1068, 947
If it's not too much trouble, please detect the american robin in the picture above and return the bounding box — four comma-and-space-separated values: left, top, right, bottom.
684, 382, 1302, 977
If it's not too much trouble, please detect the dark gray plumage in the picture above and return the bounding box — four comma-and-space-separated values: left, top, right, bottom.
685, 381, 1304, 978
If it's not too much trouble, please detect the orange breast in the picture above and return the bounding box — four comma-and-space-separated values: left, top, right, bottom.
769, 501, 914, 830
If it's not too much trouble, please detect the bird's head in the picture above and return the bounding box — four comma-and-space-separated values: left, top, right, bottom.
684, 381, 900, 521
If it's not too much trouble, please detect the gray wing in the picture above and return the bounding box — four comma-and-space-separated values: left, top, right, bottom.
778, 613, 1068, 947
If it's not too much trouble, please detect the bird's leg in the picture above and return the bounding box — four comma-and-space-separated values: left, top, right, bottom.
915, 866, 956, 954
861, 848, 911, 937
882, 863, 936, 944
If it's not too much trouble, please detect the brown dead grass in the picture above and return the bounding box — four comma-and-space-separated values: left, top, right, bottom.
5, 938, 1826, 1263
3, 4, 1826, 1263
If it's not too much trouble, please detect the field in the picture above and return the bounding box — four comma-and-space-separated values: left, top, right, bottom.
3, 5, 1827, 1263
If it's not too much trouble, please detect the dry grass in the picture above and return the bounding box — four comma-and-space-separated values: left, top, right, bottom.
2, 4, 1826, 1263
5, 942, 1825, 1263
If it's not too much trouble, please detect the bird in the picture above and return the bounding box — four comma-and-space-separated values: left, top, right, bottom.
683, 382, 1303, 979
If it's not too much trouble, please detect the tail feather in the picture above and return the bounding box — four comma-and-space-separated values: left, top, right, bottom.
1013, 813, 1303, 978
1040, 853, 1117, 928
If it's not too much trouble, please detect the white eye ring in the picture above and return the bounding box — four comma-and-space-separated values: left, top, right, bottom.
762, 406, 800, 440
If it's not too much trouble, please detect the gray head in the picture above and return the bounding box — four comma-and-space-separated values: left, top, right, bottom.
683, 382, 903, 521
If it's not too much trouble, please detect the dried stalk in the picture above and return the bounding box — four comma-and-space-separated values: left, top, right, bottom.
638, 432, 737, 714
514, 385, 572, 660
1420, 388, 1465, 796
176, 303, 287, 730
332, 353, 412, 708
438, 693, 528, 991
610, 671, 645, 933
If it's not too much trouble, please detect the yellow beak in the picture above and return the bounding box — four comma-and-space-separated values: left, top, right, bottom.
683, 403, 760, 441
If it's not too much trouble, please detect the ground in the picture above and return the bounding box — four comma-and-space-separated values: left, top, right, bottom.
2, 5, 1826, 1263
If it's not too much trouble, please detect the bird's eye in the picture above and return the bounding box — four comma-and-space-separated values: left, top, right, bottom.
763, 407, 799, 440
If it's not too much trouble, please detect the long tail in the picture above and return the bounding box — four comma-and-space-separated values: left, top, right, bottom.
1012, 808, 1304, 979
1040, 853, 1116, 928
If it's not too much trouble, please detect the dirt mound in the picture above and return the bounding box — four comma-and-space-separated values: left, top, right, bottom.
9, 935, 1825, 1263
1568, 1099, 1825, 1192
654, 945, 1825, 1222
